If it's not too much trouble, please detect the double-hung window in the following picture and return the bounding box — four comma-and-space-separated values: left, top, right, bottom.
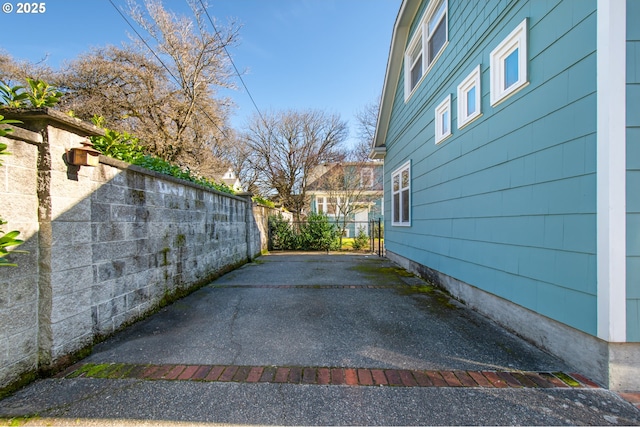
392, 161, 411, 226
404, 0, 448, 100
316, 196, 326, 214
457, 65, 482, 128
490, 18, 528, 106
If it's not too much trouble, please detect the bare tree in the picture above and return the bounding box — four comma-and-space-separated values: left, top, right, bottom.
244, 109, 348, 217
353, 96, 381, 161
56, 0, 239, 177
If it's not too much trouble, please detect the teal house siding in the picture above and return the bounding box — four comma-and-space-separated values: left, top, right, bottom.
382, 0, 598, 334
627, 0, 640, 342
374, 0, 639, 388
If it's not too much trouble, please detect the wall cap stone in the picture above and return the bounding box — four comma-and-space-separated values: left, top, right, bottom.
2, 124, 43, 144
1, 108, 104, 137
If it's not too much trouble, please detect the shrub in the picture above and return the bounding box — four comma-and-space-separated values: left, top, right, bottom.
351, 226, 369, 251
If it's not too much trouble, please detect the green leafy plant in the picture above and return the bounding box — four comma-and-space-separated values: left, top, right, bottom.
0, 221, 26, 267
268, 213, 339, 251
0, 78, 63, 108
24, 78, 64, 107
0, 82, 28, 108
90, 116, 234, 195
298, 213, 340, 251
252, 195, 275, 208
0, 114, 22, 138
351, 226, 370, 250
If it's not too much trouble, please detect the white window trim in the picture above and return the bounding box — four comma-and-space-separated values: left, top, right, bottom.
435, 94, 452, 144
391, 161, 411, 227
490, 18, 528, 106
404, 0, 449, 101
457, 65, 482, 129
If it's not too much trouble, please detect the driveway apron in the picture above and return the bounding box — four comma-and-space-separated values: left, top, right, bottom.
1, 253, 639, 426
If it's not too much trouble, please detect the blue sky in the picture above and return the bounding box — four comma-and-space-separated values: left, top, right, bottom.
0, 0, 401, 144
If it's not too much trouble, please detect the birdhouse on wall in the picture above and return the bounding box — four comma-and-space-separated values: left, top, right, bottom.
67, 140, 100, 167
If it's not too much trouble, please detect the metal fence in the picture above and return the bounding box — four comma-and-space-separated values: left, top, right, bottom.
267, 218, 384, 256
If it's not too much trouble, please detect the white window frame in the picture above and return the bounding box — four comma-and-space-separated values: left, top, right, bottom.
404, 0, 448, 100
490, 18, 528, 106
457, 65, 482, 128
391, 161, 411, 226
316, 196, 326, 214
435, 94, 452, 144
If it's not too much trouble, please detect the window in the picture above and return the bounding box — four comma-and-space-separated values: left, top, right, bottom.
316, 196, 326, 214
490, 18, 528, 106
392, 161, 411, 226
361, 168, 374, 188
404, 0, 448, 99
457, 65, 482, 128
435, 94, 451, 143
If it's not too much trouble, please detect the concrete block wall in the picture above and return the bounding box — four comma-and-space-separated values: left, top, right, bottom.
0, 109, 262, 390
0, 125, 42, 389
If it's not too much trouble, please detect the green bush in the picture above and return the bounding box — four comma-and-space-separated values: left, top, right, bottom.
268, 213, 339, 251
351, 226, 369, 250
299, 213, 340, 251
90, 116, 234, 195
268, 214, 298, 250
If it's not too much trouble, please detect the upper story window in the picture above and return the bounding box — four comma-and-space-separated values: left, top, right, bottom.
458, 65, 482, 128
392, 161, 411, 226
361, 167, 374, 188
490, 18, 528, 106
404, 0, 448, 100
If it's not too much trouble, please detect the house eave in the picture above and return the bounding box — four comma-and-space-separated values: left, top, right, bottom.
372, 0, 421, 152
369, 145, 387, 160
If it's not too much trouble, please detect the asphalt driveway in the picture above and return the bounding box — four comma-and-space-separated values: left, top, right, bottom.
1, 253, 639, 426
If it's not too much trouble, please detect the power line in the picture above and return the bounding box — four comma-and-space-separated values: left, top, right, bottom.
106, 0, 230, 139
196, 0, 267, 126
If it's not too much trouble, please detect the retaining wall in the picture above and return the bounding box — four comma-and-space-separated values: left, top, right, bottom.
0, 108, 266, 390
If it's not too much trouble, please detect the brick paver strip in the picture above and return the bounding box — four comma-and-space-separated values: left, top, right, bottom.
399, 370, 418, 387
246, 367, 264, 383
467, 371, 493, 387
259, 366, 276, 382
60, 363, 599, 391
454, 371, 477, 387
303, 368, 317, 384
357, 369, 373, 386
274, 367, 290, 383
232, 366, 251, 382
331, 368, 345, 385
204, 366, 225, 381
164, 365, 186, 380
482, 371, 508, 388
384, 370, 403, 386
218, 366, 239, 382
148, 365, 174, 379
317, 368, 330, 385
426, 371, 448, 387
344, 368, 358, 385
570, 372, 601, 388
441, 371, 463, 387
412, 370, 434, 387
523, 372, 554, 388
371, 369, 388, 386
497, 372, 523, 388
511, 372, 537, 388
289, 367, 302, 383
540, 372, 570, 388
